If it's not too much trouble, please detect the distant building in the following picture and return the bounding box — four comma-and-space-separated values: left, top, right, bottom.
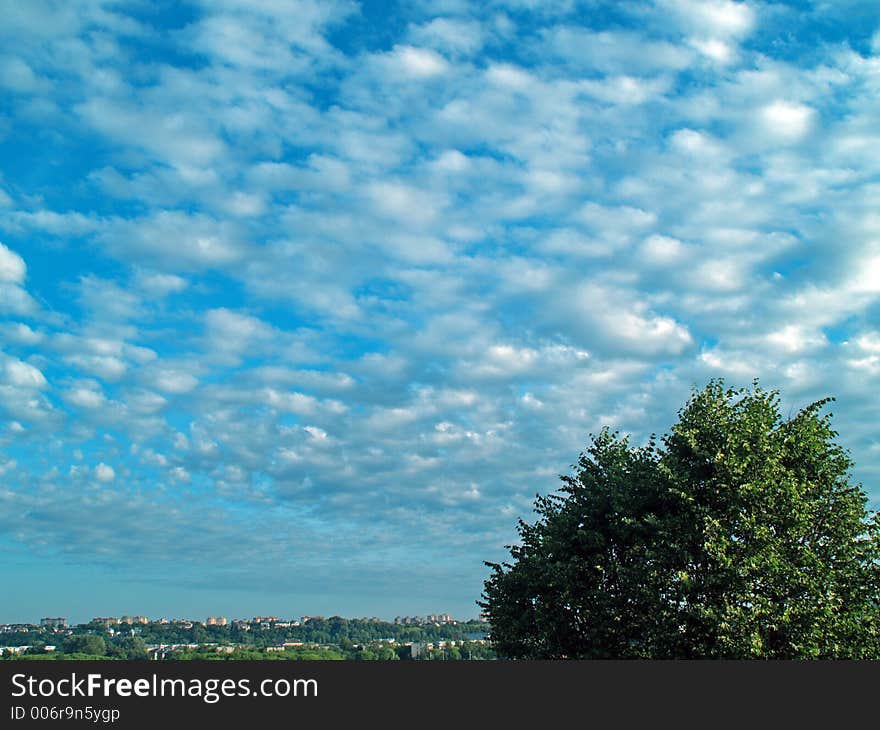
40, 617, 67, 629
252, 616, 279, 625
427, 613, 453, 624
92, 617, 120, 627
0, 646, 30, 656
206, 617, 228, 626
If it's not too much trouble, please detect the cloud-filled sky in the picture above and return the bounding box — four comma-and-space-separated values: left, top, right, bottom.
1, 0, 879, 623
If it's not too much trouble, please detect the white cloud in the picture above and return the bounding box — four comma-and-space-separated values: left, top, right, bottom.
468, 342, 589, 378
485, 63, 534, 90
690, 37, 735, 63
541, 27, 692, 74
691, 258, 748, 292
135, 271, 187, 296
203, 308, 276, 364
94, 462, 115, 482
0, 243, 25, 283
851, 332, 880, 354
579, 74, 670, 105
63, 385, 107, 410
845, 331, 880, 374
4, 359, 47, 389
228, 191, 265, 217
661, 0, 755, 39
391, 46, 449, 78
68, 352, 124, 381
303, 425, 328, 440
0, 56, 50, 93
640, 235, 687, 265
0, 283, 38, 316
367, 181, 447, 229
99, 211, 246, 270
2, 323, 43, 344
849, 253, 880, 294
5, 210, 98, 236
150, 369, 199, 394
170, 466, 191, 483
205, 307, 269, 341
538, 282, 697, 356
763, 325, 828, 354
76, 97, 227, 168
126, 389, 167, 414
760, 101, 815, 141
408, 18, 484, 56
659, 0, 755, 65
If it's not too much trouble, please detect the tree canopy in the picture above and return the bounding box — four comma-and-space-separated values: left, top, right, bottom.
480, 380, 880, 659
61, 634, 106, 657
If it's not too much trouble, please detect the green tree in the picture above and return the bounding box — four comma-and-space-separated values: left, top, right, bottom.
62, 634, 107, 657
108, 636, 148, 660
375, 646, 398, 660
481, 380, 880, 659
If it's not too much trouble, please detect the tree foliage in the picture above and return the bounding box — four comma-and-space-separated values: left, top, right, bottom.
481, 380, 880, 658
61, 634, 106, 657
107, 636, 147, 660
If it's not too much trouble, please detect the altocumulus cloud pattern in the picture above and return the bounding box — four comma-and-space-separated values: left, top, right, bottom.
0, 0, 879, 620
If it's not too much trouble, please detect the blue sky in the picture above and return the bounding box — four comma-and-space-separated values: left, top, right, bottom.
1, 0, 879, 624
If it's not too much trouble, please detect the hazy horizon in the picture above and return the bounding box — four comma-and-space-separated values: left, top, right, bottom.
1, 603, 482, 627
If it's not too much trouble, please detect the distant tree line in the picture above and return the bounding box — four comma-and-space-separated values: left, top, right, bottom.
1, 634, 147, 660
131, 617, 488, 647
2, 618, 492, 660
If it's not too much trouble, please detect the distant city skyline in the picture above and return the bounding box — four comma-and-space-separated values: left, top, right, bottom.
1, 1, 879, 621
3, 612, 471, 627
